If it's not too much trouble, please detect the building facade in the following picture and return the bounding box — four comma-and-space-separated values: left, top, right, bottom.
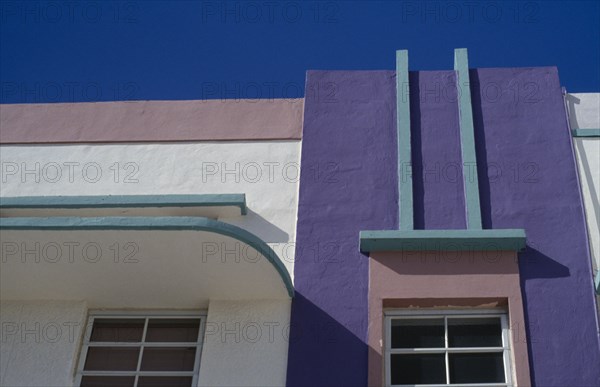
1, 49, 599, 386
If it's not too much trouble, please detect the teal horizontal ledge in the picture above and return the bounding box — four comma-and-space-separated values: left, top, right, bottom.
572, 129, 600, 137
0, 194, 247, 215
0, 216, 292, 297
359, 229, 526, 252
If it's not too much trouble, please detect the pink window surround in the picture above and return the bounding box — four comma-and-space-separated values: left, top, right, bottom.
0, 99, 303, 144
368, 250, 531, 386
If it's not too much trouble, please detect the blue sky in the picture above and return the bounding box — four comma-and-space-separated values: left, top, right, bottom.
1, 0, 599, 103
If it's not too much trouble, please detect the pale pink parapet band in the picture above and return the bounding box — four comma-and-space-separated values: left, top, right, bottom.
0, 99, 304, 143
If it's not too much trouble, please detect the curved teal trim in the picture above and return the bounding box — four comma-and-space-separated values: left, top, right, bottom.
0, 216, 293, 297
0, 194, 247, 215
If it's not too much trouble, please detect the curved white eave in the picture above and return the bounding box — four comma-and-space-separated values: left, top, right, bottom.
0, 216, 294, 308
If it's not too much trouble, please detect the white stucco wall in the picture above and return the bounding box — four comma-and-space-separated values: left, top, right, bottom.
568, 93, 600, 301
0, 300, 291, 386
0, 301, 87, 387
0, 141, 301, 277
0, 141, 299, 386
198, 300, 291, 387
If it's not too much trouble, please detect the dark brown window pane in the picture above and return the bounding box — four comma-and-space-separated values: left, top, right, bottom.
140, 347, 196, 371
391, 318, 444, 348
80, 376, 135, 387
137, 377, 193, 387
84, 347, 140, 371
449, 352, 505, 383
90, 319, 145, 342
448, 317, 502, 347
145, 319, 200, 342
390, 354, 446, 385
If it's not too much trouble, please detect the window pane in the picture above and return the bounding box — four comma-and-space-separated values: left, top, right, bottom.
83, 347, 140, 371
145, 319, 200, 342
80, 376, 135, 387
137, 377, 193, 387
449, 352, 505, 383
391, 318, 444, 348
89, 319, 145, 342
448, 317, 502, 347
390, 354, 446, 385
140, 347, 196, 371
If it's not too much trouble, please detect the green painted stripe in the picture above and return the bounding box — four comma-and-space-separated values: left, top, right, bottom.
0, 194, 247, 215
397, 49, 414, 230
0, 216, 292, 297
572, 129, 600, 137
359, 228, 526, 252
454, 48, 482, 230
595, 271, 600, 295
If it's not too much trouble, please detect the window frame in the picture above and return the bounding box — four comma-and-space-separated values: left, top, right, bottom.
74, 310, 207, 387
384, 309, 513, 387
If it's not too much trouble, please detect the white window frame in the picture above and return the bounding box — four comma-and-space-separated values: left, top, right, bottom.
74, 310, 207, 387
384, 309, 513, 387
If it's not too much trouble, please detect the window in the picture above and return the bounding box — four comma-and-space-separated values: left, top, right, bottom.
75, 312, 205, 387
385, 310, 513, 387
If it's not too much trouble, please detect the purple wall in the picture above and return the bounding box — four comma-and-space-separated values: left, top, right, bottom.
287, 67, 600, 386
471, 67, 600, 386
286, 70, 397, 386
410, 71, 466, 229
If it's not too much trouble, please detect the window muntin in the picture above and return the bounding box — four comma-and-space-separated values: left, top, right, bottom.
385, 310, 513, 387
75, 312, 205, 387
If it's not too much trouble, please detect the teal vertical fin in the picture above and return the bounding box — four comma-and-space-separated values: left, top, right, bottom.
454, 48, 483, 229
397, 49, 414, 230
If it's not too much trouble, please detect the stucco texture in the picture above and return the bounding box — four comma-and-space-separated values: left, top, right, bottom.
0, 301, 87, 387
198, 300, 291, 387
0, 99, 303, 143
0, 141, 301, 278
368, 251, 530, 386
287, 68, 600, 386
569, 93, 600, 286
472, 68, 600, 386
287, 70, 398, 386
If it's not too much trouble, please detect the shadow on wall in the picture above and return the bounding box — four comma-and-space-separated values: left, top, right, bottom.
573, 139, 600, 259
246, 208, 290, 242
518, 244, 571, 387
410, 72, 425, 230
221, 208, 289, 243
565, 93, 581, 129
471, 70, 575, 387
470, 70, 494, 230
286, 292, 368, 387
519, 245, 571, 280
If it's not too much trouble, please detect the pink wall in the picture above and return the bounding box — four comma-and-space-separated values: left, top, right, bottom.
368, 250, 531, 386
0, 99, 303, 143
